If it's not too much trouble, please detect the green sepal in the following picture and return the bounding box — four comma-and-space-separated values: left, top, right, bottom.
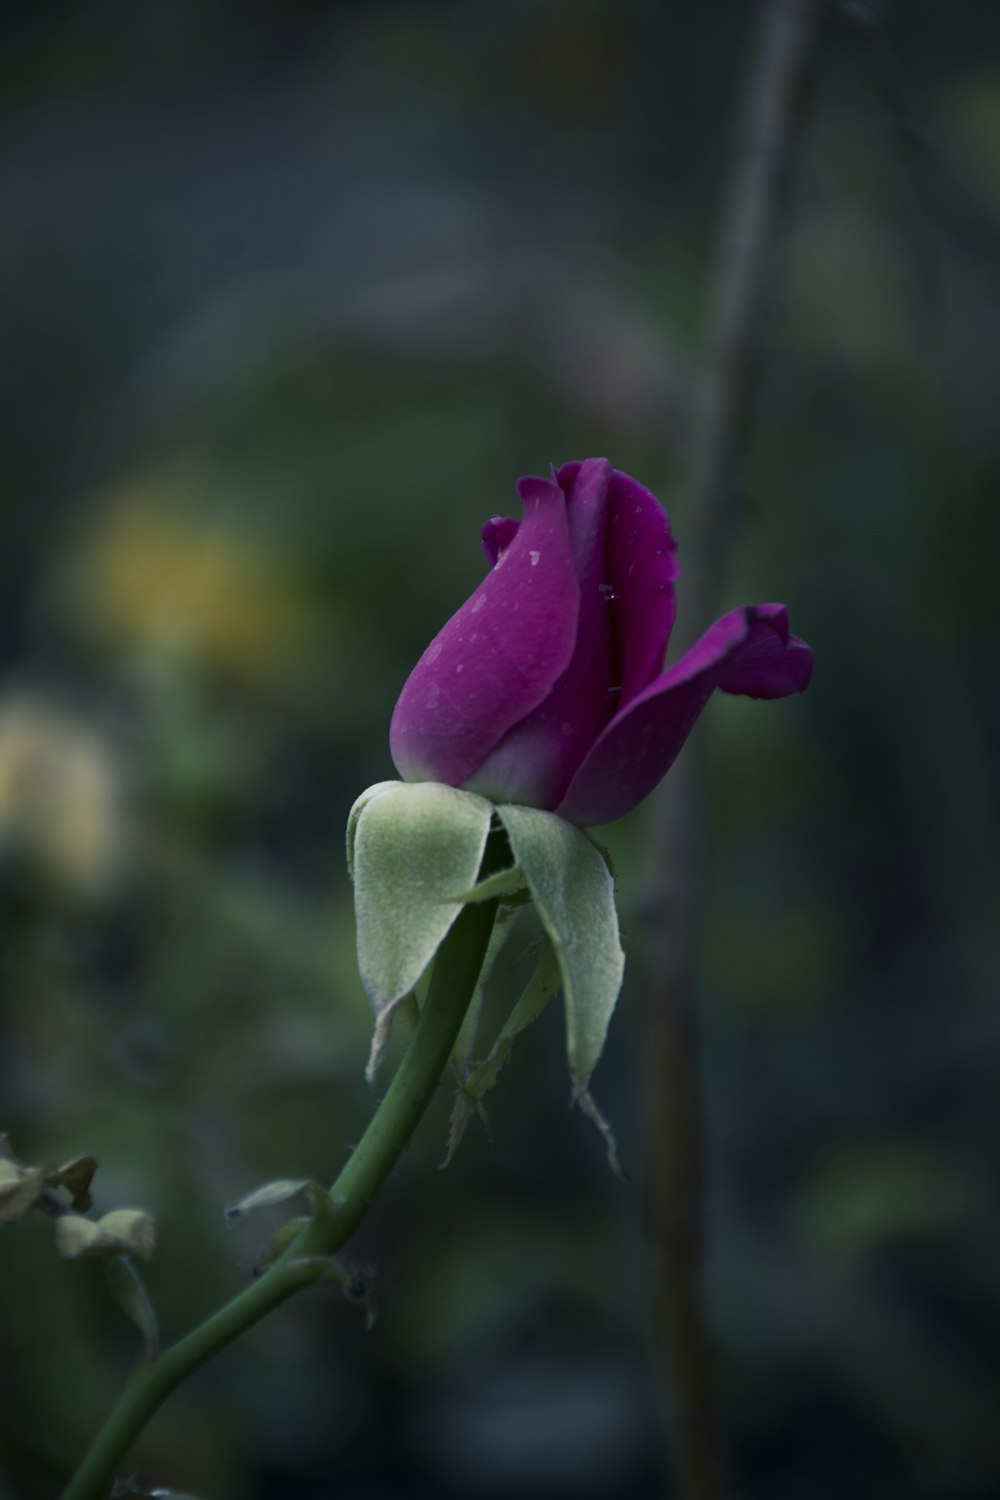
450, 906, 521, 1073
494, 805, 625, 1099
345, 781, 401, 881
347, 781, 495, 1081
441, 908, 523, 1167
451, 863, 526, 903
463, 935, 562, 1102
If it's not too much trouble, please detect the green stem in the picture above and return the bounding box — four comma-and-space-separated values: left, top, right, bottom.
61, 869, 502, 1500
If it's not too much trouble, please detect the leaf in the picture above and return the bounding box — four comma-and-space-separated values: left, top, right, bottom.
54, 1216, 103, 1257
55, 1209, 156, 1261
349, 782, 494, 1081
98, 1210, 157, 1260
104, 1254, 159, 1359
224, 1178, 313, 1223
494, 805, 625, 1098
0, 1141, 100, 1223
252, 1216, 309, 1276
0, 1159, 51, 1225
230, 1179, 338, 1273
49, 1156, 98, 1212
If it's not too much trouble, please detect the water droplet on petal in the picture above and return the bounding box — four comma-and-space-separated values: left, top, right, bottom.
530, 550, 541, 567
471, 595, 486, 614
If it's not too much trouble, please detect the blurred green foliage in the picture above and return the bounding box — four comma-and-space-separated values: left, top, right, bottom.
1, 2, 999, 1497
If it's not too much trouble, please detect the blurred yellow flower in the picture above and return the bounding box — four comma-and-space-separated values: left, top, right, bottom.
79, 472, 327, 695
0, 699, 124, 895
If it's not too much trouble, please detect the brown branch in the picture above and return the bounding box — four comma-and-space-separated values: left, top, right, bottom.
640, 5, 831, 1500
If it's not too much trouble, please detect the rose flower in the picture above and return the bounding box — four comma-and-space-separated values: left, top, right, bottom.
390, 458, 812, 826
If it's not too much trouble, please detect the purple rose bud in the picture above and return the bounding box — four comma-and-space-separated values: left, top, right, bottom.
390, 459, 813, 826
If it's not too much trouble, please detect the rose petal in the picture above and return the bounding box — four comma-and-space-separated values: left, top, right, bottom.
465, 460, 616, 807
481, 516, 519, 567
390, 475, 579, 787
717, 602, 813, 697
604, 468, 679, 706
558, 458, 612, 571
555, 604, 813, 826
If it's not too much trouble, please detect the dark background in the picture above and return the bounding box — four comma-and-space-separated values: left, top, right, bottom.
1, 2, 998, 1497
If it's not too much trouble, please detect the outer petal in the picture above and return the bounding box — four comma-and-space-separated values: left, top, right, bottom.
481, 516, 519, 567
603, 468, 679, 706
464, 460, 615, 808
717, 602, 813, 697
390, 476, 579, 787
555, 604, 813, 826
